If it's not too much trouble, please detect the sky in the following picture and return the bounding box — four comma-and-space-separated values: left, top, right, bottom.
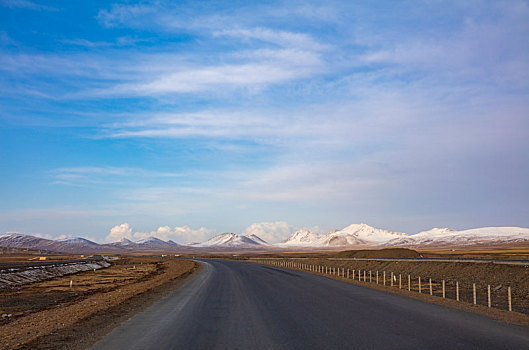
1, 0, 528, 244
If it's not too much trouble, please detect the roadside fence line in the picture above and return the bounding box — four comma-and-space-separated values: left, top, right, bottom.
252, 259, 517, 314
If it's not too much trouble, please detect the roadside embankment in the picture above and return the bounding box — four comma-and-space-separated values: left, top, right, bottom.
252, 257, 529, 326
0, 259, 111, 290
0, 257, 196, 350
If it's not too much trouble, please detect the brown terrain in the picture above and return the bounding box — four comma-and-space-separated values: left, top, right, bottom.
1, 247, 529, 348
0, 253, 196, 350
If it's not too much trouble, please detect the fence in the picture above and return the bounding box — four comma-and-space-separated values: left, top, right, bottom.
253, 259, 517, 313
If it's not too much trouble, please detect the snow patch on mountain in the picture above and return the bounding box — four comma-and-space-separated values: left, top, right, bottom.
243, 234, 269, 245
282, 224, 406, 247
384, 227, 529, 247
195, 233, 265, 248
281, 229, 323, 246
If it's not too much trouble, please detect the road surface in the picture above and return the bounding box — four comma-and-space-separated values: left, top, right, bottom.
91, 259, 529, 350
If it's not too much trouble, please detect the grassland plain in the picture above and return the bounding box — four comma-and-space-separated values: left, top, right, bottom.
0, 256, 196, 350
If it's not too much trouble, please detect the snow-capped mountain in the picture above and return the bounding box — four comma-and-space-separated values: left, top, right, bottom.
0, 233, 183, 252
136, 237, 180, 248
2, 225, 528, 252
56, 237, 101, 251
0, 233, 57, 250
108, 238, 137, 247
282, 224, 407, 247
243, 234, 270, 245
281, 229, 323, 247
384, 227, 529, 247
195, 233, 266, 248
0, 234, 108, 252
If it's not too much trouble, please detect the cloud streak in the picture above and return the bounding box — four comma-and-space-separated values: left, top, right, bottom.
1, 0, 528, 239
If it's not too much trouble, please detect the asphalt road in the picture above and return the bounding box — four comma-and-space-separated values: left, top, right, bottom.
91, 259, 529, 350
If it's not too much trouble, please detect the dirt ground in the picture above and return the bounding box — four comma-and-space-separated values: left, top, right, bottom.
0, 256, 196, 350
0, 251, 84, 266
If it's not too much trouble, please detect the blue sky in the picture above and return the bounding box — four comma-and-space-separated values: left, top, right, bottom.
1, 0, 528, 243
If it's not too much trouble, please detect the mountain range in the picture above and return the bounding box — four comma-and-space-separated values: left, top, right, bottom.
1, 224, 529, 253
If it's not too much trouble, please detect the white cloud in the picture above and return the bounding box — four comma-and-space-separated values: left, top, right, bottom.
214, 27, 329, 51
134, 225, 216, 244
97, 3, 156, 28
112, 61, 318, 96
244, 221, 294, 243
34, 232, 54, 239
357, 3, 529, 89
105, 223, 216, 244
106, 223, 133, 242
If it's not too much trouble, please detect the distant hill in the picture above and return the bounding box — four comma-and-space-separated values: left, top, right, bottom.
192, 233, 268, 249
2, 225, 528, 253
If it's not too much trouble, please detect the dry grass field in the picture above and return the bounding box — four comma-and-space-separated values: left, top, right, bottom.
0, 254, 196, 350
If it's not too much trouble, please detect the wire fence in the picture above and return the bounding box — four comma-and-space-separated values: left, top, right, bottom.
253, 259, 520, 314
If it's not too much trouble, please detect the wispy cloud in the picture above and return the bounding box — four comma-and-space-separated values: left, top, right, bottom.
0, 31, 16, 46
50, 166, 182, 186
1, 0, 528, 239
60, 37, 151, 48
214, 27, 329, 51
0, 0, 55, 11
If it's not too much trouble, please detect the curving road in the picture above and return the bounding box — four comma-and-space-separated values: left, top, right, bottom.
91, 259, 529, 350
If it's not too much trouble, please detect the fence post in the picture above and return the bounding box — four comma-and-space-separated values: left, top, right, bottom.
369, 270, 372, 282
353, 269, 355, 280
456, 281, 459, 301
399, 274, 402, 289
508, 287, 512, 311
364, 270, 366, 282
442, 280, 445, 298
376, 271, 379, 284
487, 285, 491, 308
418, 277, 421, 293
347, 269, 350, 279
408, 275, 411, 291
383, 271, 386, 285
429, 278, 433, 295
473, 283, 476, 305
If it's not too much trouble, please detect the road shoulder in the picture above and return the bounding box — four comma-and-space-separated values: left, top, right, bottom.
2, 259, 198, 350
